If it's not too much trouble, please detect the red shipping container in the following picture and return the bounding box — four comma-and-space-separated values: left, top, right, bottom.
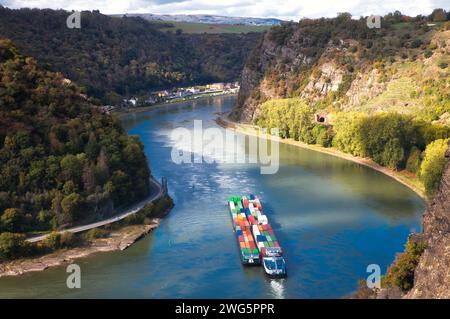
273, 241, 280, 247
260, 247, 266, 257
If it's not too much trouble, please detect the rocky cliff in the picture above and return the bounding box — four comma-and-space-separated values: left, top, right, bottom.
405, 140, 450, 298
232, 17, 450, 125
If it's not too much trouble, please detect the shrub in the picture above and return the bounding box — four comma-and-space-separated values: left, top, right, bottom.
383, 239, 426, 292
84, 228, 109, 241
152, 196, 174, 218
0, 232, 26, 260
405, 147, 422, 174
410, 39, 422, 48
420, 139, 449, 195
122, 213, 145, 225
424, 50, 433, 58
60, 232, 79, 248
438, 60, 448, 69
43, 232, 61, 250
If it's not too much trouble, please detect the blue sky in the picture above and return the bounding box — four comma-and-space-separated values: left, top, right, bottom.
0, 0, 448, 20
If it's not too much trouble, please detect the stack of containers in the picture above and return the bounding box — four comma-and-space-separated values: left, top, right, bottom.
229, 200, 238, 230
256, 224, 282, 256
238, 228, 259, 257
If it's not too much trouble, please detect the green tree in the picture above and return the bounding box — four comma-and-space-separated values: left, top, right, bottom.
1, 208, 23, 232
431, 9, 447, 22
420, 139, 449, 195
406, 147, 422, 174
332, 112, 366, 156
382, 138, 405, 170
60, 154, 85, 184
0, 232, 26, 259
61, 193, 82, 224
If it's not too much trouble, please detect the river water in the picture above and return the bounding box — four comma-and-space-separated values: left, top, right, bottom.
0, 96, 425, 298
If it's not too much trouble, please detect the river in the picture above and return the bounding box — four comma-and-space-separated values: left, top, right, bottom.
0, 95, 425, 298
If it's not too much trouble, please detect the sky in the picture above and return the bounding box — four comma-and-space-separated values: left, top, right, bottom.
0, 0, 448, 20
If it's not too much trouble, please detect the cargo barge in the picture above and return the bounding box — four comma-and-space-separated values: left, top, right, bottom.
228, 197, 260, 265
228, 195, 286, 277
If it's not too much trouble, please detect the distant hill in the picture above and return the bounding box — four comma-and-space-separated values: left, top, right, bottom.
0, 7, 262, 104
112, 13, 284, 26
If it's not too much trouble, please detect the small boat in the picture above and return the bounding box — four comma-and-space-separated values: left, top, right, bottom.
262, 256, 287, 277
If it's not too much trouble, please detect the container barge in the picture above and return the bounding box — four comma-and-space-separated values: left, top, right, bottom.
228, 195, 286, 277
228, 197, 260, 265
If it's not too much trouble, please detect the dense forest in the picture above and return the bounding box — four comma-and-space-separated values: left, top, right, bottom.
0, 7, 261, 104
0, 38, 151, 241
257, 98, 450, 195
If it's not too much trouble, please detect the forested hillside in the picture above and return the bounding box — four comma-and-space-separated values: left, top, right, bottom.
233, 11, 450, 195
0, 39, 150, 237
234, 12, 449, 124
0, 7, 261, 104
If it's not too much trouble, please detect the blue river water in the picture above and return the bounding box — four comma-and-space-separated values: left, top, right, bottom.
0, 95, 425, 298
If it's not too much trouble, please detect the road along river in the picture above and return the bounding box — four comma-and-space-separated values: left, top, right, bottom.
0, 95, 425, 298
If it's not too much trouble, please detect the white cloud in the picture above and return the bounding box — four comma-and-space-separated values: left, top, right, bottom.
0, 0, 447, 20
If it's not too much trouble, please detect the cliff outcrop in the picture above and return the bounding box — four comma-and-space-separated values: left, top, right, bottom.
405, 141, 450, 298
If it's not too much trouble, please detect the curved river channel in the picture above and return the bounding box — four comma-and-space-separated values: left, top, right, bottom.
0, 96, 425, 298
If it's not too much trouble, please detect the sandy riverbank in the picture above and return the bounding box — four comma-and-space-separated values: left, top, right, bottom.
0, 221, 159, 278
216, 116, 428, 202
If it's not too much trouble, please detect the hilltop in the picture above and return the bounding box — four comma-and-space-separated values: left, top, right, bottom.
232, 13, 450, 125
0, 7, 261, 104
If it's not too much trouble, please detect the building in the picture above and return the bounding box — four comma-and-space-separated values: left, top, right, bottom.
156, 90, 170, 98
187, 87, 200, 94
208, 83, 225, 91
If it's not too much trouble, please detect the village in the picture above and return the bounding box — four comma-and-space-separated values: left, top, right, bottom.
103, 82, 240, 113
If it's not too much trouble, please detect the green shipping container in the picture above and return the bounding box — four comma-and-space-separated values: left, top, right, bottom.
253, 248, 259, 255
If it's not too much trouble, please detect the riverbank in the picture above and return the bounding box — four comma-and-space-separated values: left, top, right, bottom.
0, 183, 173, 278
114, 93, 238, 118
0, 222, 158, 278
216, 115, 428, 201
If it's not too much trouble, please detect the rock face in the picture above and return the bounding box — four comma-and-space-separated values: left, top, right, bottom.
232, 18, 449, 125
405, 140, 450, 298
